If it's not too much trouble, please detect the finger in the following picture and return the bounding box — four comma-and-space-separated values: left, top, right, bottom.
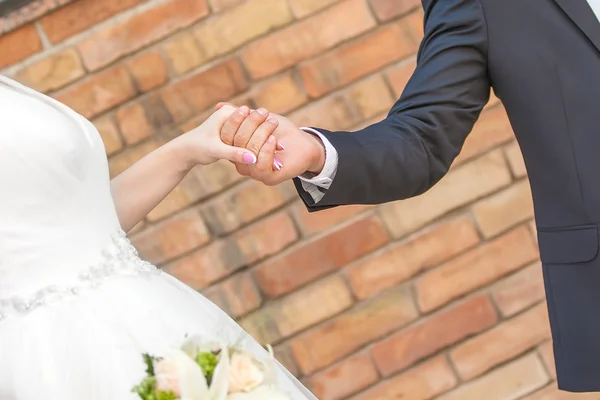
256, 134, 278, 176
216, 102, 236, 110
245, 116, 279, 157
220, 105, 250, 146
214, 144, 258, 164
233, 108, 269, 148
235, 163, 251, 177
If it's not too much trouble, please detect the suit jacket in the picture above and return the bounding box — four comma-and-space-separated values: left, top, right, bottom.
294, 0, 600, 392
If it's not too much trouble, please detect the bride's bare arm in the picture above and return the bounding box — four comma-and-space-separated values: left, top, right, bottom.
110, 106, 278, 232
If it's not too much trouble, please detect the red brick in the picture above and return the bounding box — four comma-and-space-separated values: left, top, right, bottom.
193, 0, 292, 59
308, 353, 379, 400
0, 24, 42, 69
93, 115, 123, 156
292, 287, 417, 375
450, 303, 551, 380
379, 150, 512, 238
538, 341, 556, 380
241, 0, 376, 79
126, 51, 169, 92
240, 276, 354, 344
350, 357, 457, 400
348, 216, 480, 300
505, 141, 528, 178
40, 0, 147, 44
492, 262, 545, 317
437, 353, 548, 400
14, 48, 85, 93
55, 65, 137, 119
454, 105, 514, 165
473, 180, 534, 238
291, 202, 370, 236
78, 0, 209, 70
201, 180, 296, 236
251, 74, 308, 115
131, 208, 210, 264
370, 0, 421, 21
385, 57, 416, 98
371, 295, 498, 376
160, 58, 248, 123
299, 15, 421, 97
416, 226, 539, 312
348, 74, 395, 119
0, 0, 71, 35
256, 215, 389, 298
116, 102, 154, 145
202, 272, 261, 319
288, 0, 341, 17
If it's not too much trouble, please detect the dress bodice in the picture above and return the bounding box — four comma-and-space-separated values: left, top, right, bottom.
0, 76, 138, 306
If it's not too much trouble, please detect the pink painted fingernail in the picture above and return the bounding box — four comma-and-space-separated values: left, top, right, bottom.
257, 108, 268, 116
239, 106, 250, 116
274, 157, 283, 170
276, 141, 285, 151
242, 152, 257, 164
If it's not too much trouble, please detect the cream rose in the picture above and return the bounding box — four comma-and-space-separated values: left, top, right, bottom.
154, 357, 182, 397
228, 351, 265, 393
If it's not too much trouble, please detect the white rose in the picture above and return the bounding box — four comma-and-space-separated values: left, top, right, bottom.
227, 385, 290, 400
228, 351, 265, 393
154, 349, 211, 399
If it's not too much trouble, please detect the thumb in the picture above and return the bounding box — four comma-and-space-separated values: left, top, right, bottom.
213, 143, 257, 164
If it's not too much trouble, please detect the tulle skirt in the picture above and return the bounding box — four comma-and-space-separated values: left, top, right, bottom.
0, 272, 317, 400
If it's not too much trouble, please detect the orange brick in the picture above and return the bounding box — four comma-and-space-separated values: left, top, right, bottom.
347, 216, 480, 300
78, 0, 209, 70
160, 58, 248, 122
291, 286, 418, 374
241, 0, 376, 79
0, 24, 42, 69
454, 105, 514, 165
291, 202, 370, 236
251, 74, 308, 115
538, 341, 556, 380
492, 262, 545, 317
255, 215, 389, 298
233, 211, 299, 265
370, 0, 421, 21
308, 352, 379, 400
163, 33, 206, 75
349, 74, 395, 119
126, 51, 169, 92
351, 357, 457, 400
202, 272, 261, 319
385, 57, 416, 98
506, 141, 528, 178
273, 346, 300, 377
108, 139, 163, 177
193, 0, 292, 59
473, 180, 534, 238
14, 48, 84, 93
55, 65, 137, 119
371, 295, 498, 376
40, 0, 147, 44
116, 102, 154, 145
131, 208, 210, 264
299, 17, 421, 98
201, 180, 296, 236
241, 276, 353, 344
416, 226, 539, 312
288, 0, 341, 17
208, 0, 243, 12
379, 150, 512, 238
164, 239, 245, 290
93, 115, 123, 156
437, 353, 548, 400
450, 303, 550, 380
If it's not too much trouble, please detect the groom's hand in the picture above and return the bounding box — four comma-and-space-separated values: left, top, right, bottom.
217, 103, 326, 186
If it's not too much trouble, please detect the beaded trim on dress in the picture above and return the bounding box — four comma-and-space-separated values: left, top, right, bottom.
0, 229, 161, 321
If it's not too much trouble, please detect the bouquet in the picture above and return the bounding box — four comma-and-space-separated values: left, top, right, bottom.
132, 335, 291, 400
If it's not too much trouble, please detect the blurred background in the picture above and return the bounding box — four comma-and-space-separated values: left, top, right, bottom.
0, 0, 588, 399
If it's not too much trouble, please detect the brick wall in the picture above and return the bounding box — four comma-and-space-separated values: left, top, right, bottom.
0, 0, 586, 398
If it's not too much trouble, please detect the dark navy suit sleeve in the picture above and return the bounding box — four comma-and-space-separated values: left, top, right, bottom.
294, 0, 491, 211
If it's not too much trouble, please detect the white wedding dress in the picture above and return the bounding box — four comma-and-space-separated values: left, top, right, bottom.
0, 75, 317, 400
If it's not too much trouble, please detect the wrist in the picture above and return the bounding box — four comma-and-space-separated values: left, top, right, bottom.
165, 135, 198, 173
305, 130, 326, 174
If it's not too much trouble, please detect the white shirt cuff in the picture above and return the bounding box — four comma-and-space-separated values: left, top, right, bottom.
297, 127, 339, 203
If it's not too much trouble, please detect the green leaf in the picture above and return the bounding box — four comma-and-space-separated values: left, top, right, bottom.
142, 353, 160, 377
131, 376, 157, 400
195, 352, 218, 383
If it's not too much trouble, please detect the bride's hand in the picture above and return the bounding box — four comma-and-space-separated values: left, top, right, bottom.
176, 105, 279, 166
